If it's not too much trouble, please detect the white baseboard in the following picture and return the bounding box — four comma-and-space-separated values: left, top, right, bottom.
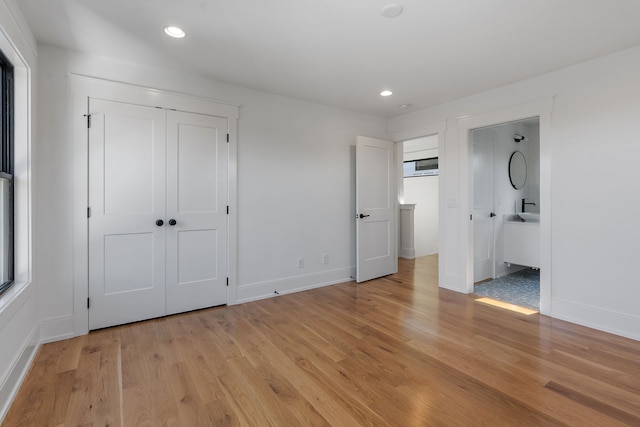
0, 324, 40, 425
551, 297, 640, 341
399, 248, 416, 259
236, 267, 355, 304
39, 315, 76, 344
439, 273, 468, 293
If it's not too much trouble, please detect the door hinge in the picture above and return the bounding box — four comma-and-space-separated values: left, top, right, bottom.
470, 214, 473, 220
83, 114, 92, 128
87, 207, 91, 218
87, 297, 90, 309
226, 278, 229, 287
227, 133, 230, 143
227, 205, 229, 215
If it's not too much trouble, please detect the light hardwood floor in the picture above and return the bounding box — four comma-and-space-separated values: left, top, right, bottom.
4, 255, 640, 426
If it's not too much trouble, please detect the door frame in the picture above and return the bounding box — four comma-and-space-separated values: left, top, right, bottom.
71, 75, 239, 337
458, 98, 553, 315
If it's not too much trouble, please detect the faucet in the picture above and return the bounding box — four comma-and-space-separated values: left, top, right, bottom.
522, 198, 536, 213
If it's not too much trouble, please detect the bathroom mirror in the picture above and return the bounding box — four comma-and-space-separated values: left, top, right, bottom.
509, 151, 527, 189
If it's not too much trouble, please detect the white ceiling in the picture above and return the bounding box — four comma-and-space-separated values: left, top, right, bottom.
17, 0, 640, 118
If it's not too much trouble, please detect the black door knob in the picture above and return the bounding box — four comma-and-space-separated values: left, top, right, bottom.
156, 219, 164, 226
168, 219, 177, 226
359, 213, 370, 219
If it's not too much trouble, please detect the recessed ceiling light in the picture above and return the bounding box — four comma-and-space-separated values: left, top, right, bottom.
164, 26, 186, 38
382, 4, 403, 18
380, 90, 393, 97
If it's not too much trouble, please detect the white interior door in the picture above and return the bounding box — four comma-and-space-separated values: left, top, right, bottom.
165, 111, 228, 315
88, 99, 167, 329
356, 136, 397, 282
472, 134, 495, 283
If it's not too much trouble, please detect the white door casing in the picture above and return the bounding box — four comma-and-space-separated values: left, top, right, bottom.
88, 99, 228, 329
472, 133, 495, 283
356, 136, 398, 282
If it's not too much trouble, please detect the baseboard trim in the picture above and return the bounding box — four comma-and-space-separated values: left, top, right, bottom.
236, 267, 354, 304
0, 324, 40, 425
39, 315, 76, 344
399, 248, 416, 259
439, 273, 467, 293
551, 297, 640, 341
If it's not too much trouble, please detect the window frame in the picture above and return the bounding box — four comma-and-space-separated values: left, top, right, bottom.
0, 47, 14, 296
403, 157, 439, 177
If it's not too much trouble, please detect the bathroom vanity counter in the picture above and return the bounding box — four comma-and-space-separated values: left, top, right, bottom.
503, 215, 540, 268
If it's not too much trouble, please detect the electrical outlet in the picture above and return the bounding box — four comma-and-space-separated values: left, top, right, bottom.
322, 253, 329, 265
297, 257, 304, 269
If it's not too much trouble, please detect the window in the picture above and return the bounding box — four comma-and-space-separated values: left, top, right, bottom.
0, 48, 13, 296
403, 157, 438, 177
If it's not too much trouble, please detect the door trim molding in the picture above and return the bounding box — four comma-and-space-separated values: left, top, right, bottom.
69, 73, 240, 116
70, 75, 239, 337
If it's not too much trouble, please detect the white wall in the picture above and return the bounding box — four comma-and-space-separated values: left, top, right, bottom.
34, 43, 389, 338
389, 45, 640, 341
403, 176, 438, 257
0, 0, 37, 421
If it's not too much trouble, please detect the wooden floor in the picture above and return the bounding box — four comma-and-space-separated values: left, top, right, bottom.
4, 256, 640, 426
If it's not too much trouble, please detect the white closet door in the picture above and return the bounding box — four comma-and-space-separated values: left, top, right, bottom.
165, 111, 228, 314
88, 99, 167, 330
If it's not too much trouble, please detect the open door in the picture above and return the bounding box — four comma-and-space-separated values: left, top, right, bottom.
472, 133, 496, 283
356, 136, 398, 282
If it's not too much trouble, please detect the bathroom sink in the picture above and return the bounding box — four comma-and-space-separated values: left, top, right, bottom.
517, 212, 540, 222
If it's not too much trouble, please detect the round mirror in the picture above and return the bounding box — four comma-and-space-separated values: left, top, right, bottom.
509, 151, 527, 189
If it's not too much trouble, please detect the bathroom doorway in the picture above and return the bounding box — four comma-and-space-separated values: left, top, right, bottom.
471, 118, 540, 310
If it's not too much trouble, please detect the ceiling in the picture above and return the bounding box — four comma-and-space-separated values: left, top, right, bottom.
16, 0, 640, 118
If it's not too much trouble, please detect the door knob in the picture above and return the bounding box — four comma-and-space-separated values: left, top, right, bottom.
168, 219, 177, 226
490, 212, 496, 218
156, 219, 164, 226
358, 213, 370, 219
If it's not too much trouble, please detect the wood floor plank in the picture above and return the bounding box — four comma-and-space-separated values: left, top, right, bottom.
204, 398, 241, 427
215, 367, 279, 426
120, 321, 179, 426
225, 356, 302, 426
91, 338, 123, 426
545, 381, 640, 426
5, 255, 640, 426
63, 340, 106, 426
239, 314, 384, 426
165, 362, 213, 426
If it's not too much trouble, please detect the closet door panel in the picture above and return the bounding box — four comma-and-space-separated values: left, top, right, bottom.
88, 99, 167, 330
165, 111, 228, 314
